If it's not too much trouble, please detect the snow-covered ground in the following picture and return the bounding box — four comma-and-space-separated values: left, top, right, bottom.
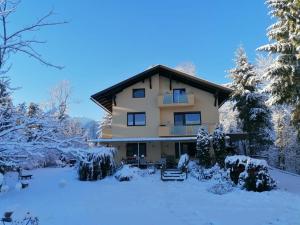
1, 167, 300, 225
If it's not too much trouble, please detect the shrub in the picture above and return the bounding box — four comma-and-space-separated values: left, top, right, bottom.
196, 127, 212, 168
212, 125, 227, 167
78, 147, 116, 181
208, 182, 234, 195
115, 165, 142, 181
225, 155, 276, 192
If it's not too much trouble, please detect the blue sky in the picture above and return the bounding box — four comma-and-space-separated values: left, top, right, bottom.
9, 1, 271, 120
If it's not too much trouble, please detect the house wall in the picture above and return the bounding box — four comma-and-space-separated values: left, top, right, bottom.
159, 76, 219, 133
111, 74, 219, 138
111, 74, 160, 138
108, 73, 220, 163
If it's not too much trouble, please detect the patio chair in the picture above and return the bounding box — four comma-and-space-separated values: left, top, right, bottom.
1, 212, 13, 224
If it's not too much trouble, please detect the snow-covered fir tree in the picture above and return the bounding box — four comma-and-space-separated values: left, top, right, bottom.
258, 0, 300, 137
196, 127, 211, 168
228, 47, 273, 155
0, 77, 14, 134
212, 124, 227, 167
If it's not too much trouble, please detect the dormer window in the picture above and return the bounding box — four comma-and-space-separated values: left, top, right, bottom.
132, 88, 145, 98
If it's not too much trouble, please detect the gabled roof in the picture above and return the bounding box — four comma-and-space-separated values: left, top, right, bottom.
91, 65, 232, 112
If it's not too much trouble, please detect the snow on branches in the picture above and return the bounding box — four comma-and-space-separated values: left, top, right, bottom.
228, 47, 273, 155
0, 96, 88, 170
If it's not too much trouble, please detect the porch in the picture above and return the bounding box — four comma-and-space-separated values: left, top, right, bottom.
90, 136, 197, 168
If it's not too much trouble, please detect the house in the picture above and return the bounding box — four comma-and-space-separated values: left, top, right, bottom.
91, 65, 232, 165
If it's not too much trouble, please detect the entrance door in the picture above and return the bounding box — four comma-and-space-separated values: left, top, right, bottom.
175, 142, 196, 159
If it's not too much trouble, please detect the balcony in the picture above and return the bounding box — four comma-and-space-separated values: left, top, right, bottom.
159, 125, 208, 136
158, 93, 195, 107
101, 126, 112, 139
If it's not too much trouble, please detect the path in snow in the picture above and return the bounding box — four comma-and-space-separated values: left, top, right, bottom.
270, 167, 300, 195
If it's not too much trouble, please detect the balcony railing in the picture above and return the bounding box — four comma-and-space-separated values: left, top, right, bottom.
159, 124, 209, 136
158, 93, 194, 107
163, 94, 188, 104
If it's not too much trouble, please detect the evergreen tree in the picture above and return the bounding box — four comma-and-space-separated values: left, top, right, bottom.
229, 47, 273, 155
0, 77, 13, 133
258, 0, 300, 137
196, 127, 211, 168
212, 124, 227, 167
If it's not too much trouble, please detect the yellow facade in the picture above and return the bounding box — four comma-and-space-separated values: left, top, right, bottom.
101, 73, 221, 163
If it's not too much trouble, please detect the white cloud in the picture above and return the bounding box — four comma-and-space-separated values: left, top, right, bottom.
174, 62, 196, 76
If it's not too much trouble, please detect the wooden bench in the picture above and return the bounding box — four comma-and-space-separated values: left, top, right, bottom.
20, 174, 33, 180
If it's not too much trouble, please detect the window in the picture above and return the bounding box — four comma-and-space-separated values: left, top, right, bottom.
126, 143, 147, 157
174, 112, 201, 126
173, 88, 186, 103
132, 88, 145, 98
127, 112, 146, 126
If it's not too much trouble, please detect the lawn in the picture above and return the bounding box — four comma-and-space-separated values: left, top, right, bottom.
1, 167, 300, 225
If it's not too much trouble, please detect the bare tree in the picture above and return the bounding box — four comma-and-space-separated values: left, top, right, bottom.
98, 113, 112, 138
49, 80, 72, 121
0, 0, 67, 74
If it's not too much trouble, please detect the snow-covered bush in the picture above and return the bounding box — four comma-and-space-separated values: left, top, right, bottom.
115, 165, 143, 181
202, 163, 222, 180
187, 160, 198, 172
147, 166, 156, 175
198, 163, 229, 182
225, 155, 276, 192
187, 160, 202, 179
225, 155, 248, 184
78, 147, 116, 181
11, 212, 39, 225
189, 163, 230, 182
177, 153, 189, 170
196, 127, 212, 168
212, 125, 227, 167
208, 182, 234, 195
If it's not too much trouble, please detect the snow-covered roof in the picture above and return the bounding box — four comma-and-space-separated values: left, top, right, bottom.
89, 136, 197, 143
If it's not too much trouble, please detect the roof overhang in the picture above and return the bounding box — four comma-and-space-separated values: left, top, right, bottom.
89, 136, 197, 143
91, 65, 232, 112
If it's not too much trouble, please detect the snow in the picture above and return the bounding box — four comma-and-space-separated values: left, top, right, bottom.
1, 167, 300, 225
177, 153, 189, 169
225, 155, 268, 167
0, 173, 3, 186
114, 165, 143, 181
269, 168, 300, 195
